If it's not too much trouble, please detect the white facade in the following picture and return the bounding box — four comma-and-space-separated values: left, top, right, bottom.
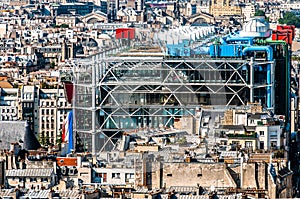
256, 125, 281, 150
93, 167, 135, 185
56, 88, 72, 139
280, 3, 300, 10
242, 4, 255, 21
37, 88, 71, 145
0, 23, 7, 38
0, 88, 19, 121
39, 89, 58, 144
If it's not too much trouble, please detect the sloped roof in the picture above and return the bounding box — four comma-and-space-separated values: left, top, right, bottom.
166, 186, 198, 193
21, 190, 51, 198
57, 190, 82, 198
278, 167, 293, 178
6, 168, 54, 177
0, 121, 41, 150
0, 81, 13, 88
0, 189, 15, 197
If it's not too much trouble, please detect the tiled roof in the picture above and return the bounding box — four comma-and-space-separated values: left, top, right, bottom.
0, 189, 15, 197
6, 168, 54, 177
160, 195, 209, 199
220, 151, 238, 158
160, 194, 243, 199
57, 190, 82, 198
22, 190, 51, 198
166, 186, 198, 193
0, 81, 13, 88
134, 187, 151, 193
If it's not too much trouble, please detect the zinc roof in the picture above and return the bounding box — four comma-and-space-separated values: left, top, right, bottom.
6, 168, 54, 177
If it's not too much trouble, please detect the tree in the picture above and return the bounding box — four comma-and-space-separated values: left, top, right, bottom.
50, 61, 55, 69
278, 12, 300, 28
38, 135, 50, 146
60, 23, 69, 29
56, 130, 63, 149
254, 10, 266, 17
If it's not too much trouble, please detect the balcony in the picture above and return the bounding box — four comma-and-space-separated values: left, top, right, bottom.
227, 133, 257, 139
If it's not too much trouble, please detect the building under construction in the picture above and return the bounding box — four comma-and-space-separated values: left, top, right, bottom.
72, 18, 295, 154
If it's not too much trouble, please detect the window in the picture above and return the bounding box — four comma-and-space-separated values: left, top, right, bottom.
271, 141, 277, 148
260, 141, 264, 150
98, 173, 107, 183
270, 132, 277, 138
125, 173, 134, 182
245, 141, 252, 148
30, 178, 37, 182
42, 178, 48, 182
112, 173, 120, 179
167, 173, 172, 177
80, 172, 88, 176
259, 131, 264, 136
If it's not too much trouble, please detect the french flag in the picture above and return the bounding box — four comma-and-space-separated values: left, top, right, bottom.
62, 113, 69, 143
62, 111, 74, 153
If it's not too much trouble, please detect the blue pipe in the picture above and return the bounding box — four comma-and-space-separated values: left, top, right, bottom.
242, 46, 273, 108
220, 37, 227, 45
226, 37, 254, 45
219, 35, 254, 45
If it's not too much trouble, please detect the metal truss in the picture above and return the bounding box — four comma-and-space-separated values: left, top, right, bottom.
73, 54, 274, 153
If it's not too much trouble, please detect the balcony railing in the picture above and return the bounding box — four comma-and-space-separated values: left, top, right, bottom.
227, 133, 257, 139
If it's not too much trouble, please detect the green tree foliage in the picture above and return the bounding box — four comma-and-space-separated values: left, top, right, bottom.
38, 135, 50, 146
254, 10, 265, 17
254, 10, 269, 22
60, 23, 69, 29
50, 61, 55, 69
278, 12, 300, 27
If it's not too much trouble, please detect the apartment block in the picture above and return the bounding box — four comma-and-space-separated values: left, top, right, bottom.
57, 88, 72, 139
38, 89, 58, 145
0, 88, 20, 121
20, 85, 37, 134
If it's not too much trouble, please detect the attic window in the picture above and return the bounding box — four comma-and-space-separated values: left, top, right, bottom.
167, 173, 172, 177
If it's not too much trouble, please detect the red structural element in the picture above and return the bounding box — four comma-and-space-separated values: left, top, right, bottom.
116, 28, 135, 39
277, 25, 295, 39
56, 157, 77, 167
272, 25, 295, 45
64, 81, 73, 104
